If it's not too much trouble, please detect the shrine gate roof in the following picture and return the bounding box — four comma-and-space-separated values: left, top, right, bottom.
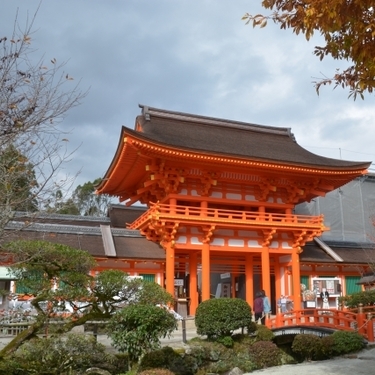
96, 105, 370, 199
133, 105, 369, 169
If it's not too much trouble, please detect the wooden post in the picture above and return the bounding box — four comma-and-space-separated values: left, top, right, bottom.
366, 313, 374, 342
291, 250, 301, 311
276, 305, 282, 327
245, 255, 253, 308
201, 226, 214, 302
357, 303, 365, 336
261, 247, 271, 302
189, 252, 198, 315
201, 242, 210, 301
165, 242, 175, 298
182, 318, 187, 343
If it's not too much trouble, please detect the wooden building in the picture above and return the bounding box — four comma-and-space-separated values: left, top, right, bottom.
95, 105, 372, 315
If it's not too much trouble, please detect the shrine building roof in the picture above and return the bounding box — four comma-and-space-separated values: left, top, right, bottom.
96, 105, 371, 199
133, 105, 369, 169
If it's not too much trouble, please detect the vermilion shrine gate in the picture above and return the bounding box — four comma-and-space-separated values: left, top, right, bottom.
96, 105, 370, 316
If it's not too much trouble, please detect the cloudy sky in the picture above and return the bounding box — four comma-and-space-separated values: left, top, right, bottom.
2, 1, 375, 196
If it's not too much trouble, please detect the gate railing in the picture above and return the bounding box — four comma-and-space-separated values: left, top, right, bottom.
267, 304, 374, 341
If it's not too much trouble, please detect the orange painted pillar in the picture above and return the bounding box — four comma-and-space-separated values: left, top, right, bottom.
201, 200, 207, 213
357, 304, 365, 336
170, 197, 176, 214
189, 251, 198, 315
274, 257, 281, 312
165, 242, 175, 298
261, 247, 271, 299
259, 206, 265, 220
201, 242, 211, 301
245, 254, 253, 308
366, 313, 374, 342
285, 208, 292, 221
129, 261, 135, 275
291, 249, 301, 310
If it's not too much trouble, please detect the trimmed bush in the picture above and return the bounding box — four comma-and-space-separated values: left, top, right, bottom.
139, 347, 197, 375
320, 335, 335, 359
139, 347, 178, 372
216, 335, 234, 348
331, 330, 365, 355
255, 324, 275, 342
248, 341, 282, 369
195, 298, 252, 339
291, 334, 323, 361
0, 334, 111, 374
138, 369, 175, 375
247, 321, 258, 334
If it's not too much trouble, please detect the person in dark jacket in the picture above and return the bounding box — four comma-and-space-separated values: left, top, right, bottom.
253, 291, 264, 324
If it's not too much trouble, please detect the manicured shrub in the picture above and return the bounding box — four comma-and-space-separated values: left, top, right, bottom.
185, 339, 229, 371
255, 324, 275, 342
320, 335, 335, 359
139, 348, 171, 372
207, 352, 256, 374
0, 334, 111, 374
291, 334, 323, 361
195, 298, 252, 339
331, 330, 365, 354
248, 341, 282, 369
169, 355, 198, 375
216, 335, 234, 348
138, 347, 179, 372
139, 346, 197, 375
138, 369, 175, 375
247, 321, 258, 334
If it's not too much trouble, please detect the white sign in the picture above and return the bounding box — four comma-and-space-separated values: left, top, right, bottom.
174, 279, 184, 286
220, 273, 231, 279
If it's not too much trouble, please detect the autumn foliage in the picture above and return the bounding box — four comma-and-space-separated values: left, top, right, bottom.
243, 0, 375, 99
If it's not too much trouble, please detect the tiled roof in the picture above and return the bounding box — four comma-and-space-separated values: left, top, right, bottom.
3, 212, 163, 261
4, 211, 374, 266
132, 105, 370, 170
301, 241, 375, 264
114, 237, 165, 260
108, 204, 146, 228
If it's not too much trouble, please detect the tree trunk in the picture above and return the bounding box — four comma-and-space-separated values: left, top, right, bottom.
0, 319, 45, 358
0, 312, 110, 359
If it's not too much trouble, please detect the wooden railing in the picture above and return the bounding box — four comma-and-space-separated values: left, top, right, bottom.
268, 307, 375, 341
129, 202, 325, 230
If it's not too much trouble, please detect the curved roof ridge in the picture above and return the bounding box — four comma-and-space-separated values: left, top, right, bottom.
138, 104, 296, 140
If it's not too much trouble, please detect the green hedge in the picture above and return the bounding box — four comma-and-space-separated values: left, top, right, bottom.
195, 298, 252, 339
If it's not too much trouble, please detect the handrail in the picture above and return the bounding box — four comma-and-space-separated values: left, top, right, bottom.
129, 202, 324, 229
268, 308, 374, 341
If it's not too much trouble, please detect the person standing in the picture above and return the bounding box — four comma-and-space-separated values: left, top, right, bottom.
320, 288, 330, 309
261, 289, 271, 325
253, 291, 264, 324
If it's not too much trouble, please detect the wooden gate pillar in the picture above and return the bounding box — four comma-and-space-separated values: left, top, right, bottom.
189, 251, 198, 315
292, 249, 301, 310
261, 246, 271, 300
165, 242, 175, 298
201, 242, 210, 301
245, 254, 253, 307
201, 225, 215, 302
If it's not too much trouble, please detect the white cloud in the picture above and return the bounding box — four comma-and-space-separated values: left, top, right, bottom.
1, 0, 374, 191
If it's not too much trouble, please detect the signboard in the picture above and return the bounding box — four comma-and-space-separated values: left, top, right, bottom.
220, 273, 231, 279
174, 279, 184, 286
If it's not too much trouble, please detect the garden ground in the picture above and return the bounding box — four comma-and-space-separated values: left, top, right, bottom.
0, 318, 374, 374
